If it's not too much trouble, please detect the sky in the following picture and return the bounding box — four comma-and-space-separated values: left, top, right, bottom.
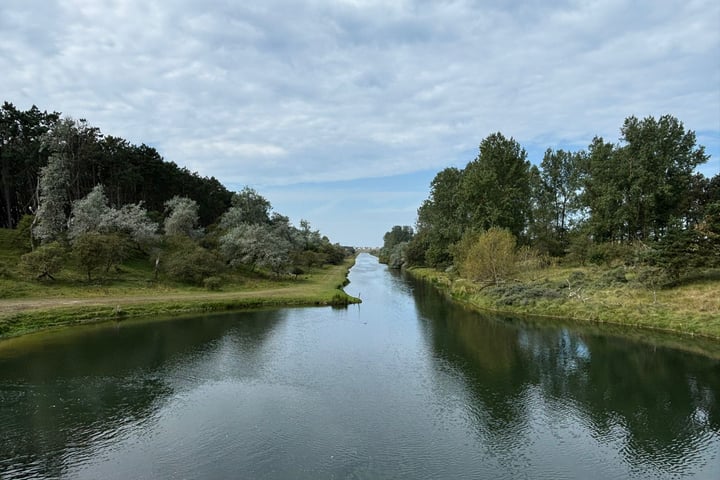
2, 0, 719, 247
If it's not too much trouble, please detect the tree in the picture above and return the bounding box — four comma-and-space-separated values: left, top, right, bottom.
581, 136, 624, 242
73, 232, 128, 281
618, 115, 707, 240
379, 225, 414, 267
460, 133, 532, 239
32, 153, 69, 244
164, 196, 200, 237
102, 202, 158, 247
67, 184, 110, 241
162, 236, 223, 285
67, 184, 158, 248
540, 149, 583, 237
0, 103, 58, 228
20, 242, 66, 280
220, 187, 271, 228
458, 228, 517, 284
415, 167, 464, 267
219, 223, 291, 273
582, 115, 708, 242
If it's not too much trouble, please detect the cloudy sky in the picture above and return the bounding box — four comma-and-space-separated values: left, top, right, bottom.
2, 0, 719, 246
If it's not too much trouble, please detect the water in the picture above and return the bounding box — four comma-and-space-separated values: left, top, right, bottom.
1, 253, 718, 479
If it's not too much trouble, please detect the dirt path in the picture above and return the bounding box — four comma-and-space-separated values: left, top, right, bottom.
0, 288, 311, 315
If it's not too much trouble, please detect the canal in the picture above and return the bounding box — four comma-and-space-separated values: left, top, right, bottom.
1, 253, 718, 479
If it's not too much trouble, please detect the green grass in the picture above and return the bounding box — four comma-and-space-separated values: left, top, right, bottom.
0, 229, 359, 339
407, 264, 720, 341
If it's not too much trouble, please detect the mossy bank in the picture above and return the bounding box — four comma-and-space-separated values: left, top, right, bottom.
406, 265, 720, 341
0, 259, 360, 340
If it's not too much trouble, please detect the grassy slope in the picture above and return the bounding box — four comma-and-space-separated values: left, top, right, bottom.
407, 264, 720, 340
0, 229, 359, 339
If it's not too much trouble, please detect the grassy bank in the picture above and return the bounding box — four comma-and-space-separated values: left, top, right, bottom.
0, 258, 359, 340
407, 265, 720, 340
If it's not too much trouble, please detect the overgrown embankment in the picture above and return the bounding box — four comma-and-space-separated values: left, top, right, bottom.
407, 265, 720, 340
0, 259, 359, 340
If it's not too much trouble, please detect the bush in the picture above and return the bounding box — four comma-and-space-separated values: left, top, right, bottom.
587, 242, 633, 267
488, 283, 563, 307
73, 232, 129, 281
20, 242, 66, 281
459, 228, 517, 284
203, 276, 223, 291
163, 238, 223, 285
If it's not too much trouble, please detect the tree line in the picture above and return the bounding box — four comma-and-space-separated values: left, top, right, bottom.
381, 114, 719, 284
0, 102, 232, 229
1, 101, 350, 285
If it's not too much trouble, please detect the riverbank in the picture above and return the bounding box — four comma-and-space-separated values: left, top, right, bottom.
406, 265, 720, 340
0, 259, 360, 340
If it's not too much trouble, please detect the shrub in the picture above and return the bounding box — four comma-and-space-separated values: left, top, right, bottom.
73, 232, 129, 281
459, 228, 517, 284
20, 242, 66, 281
163, 238, 223, 285
203, 276, 223, 291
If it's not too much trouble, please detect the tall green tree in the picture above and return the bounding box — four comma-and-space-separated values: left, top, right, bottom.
379, 225, 414, 267
529, 149, 584, 254
415, 167, 464, 266
618, 115, 708, 239
581, 136, 624, 242
583, 115, 708, 242
460, 132, 531, 238
0, 102, 58, 228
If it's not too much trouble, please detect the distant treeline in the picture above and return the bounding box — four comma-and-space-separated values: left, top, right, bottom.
0, 101, 232, 229
381, 114, 719, 282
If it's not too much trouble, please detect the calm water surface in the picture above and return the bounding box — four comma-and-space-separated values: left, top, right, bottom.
1, 253, 718, 479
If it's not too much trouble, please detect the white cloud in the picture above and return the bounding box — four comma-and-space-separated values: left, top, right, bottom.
1, 0, 718, 243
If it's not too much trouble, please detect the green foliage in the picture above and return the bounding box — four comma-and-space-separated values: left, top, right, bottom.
73, 232, 129, 281
20, 242, 67, 281
13, 215, 34, 252
489, 282, 563, 307
1, 102, 233, 231
32, 153, 69, 243
458, 228, 517, 284
449, 230, 481, 267
415, 167, 464, 267
586, 242, 634, 267
1, 102, 59, 229
379, 225, 413, 267
414, 133, 531, 267
638, 208, 720, 284
164, 196, 201, 238
405, 114, 711, 277
582, 115, 707, 242
529, 149, 584, 254
163, 238, 224, 285
221, 187, 272, 227
404, 231, 428, 266
203, 276, 223, 291
318, 240, 348, 266
460, 133, 532, 239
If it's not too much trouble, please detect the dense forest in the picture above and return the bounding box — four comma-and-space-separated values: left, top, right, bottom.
381, 114, 720, 285
0, 101, 350, 285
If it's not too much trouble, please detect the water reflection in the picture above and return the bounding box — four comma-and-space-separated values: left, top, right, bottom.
0, 254, 718, 479
410, 275, 720, 477
0, 310, 285, 479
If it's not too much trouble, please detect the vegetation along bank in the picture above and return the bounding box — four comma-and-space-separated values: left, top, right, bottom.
0, 101, 358, 339
378, 114, 719, 340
